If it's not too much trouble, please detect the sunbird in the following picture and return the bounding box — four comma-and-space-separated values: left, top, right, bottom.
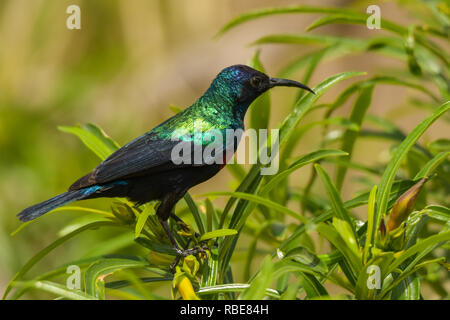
18, 64, 313, 259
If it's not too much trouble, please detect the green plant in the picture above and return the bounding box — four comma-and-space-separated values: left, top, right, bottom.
4, 0, 449, 300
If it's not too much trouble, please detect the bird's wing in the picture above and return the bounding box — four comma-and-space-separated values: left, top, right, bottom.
69, 133, 188, 190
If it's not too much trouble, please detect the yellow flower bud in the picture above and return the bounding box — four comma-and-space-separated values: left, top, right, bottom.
176, 275, 200, 300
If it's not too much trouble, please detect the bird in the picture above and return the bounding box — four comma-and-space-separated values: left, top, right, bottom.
18, 64, 314, 261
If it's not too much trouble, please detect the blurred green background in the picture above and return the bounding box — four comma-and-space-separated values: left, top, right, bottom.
0, 0, 448, 298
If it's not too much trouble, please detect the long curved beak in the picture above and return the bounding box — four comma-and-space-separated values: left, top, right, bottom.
269, 77, 315, 94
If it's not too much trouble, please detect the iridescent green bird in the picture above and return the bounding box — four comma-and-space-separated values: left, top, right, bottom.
18, 64, 314, 260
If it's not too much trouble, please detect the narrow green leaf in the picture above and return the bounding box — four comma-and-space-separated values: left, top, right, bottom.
204, 198, 217, 232
13, 281, 97, 300
244, 222, 271, 281
280, 281, 300, 300
387, 231, 450, 275
391, 275, 421, 300
106, 276, 173, 290
363, 185, 378, 264
297, 272, 328, 299
405, 26, 422, 76
184, 193, 205, 234
252, 33, 357, 47
272, 259, 326, 278
283, 247, 328, 274
198, 284, 280, 299
314, 164, 357, 241
199, 229, 237, 241
316, 223, 362, 276
424, 205, 450, 222
203, 246, 219, 291
58, 123, 119, 160
135, 202, 157, 238
335, 85, 374, 190
332, 218, 360, 260
307, 14, 367, 32
306, 13, 405, 35
203, 191, 307, 224
414, 151, 449, 180
134, 236, 176, 255
239, 255, 274, 300
85, 257, 148, 298
261, 149, 348, 195
428, 138, 450, 152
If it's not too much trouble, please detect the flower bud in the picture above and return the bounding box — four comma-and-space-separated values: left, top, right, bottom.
111, 202, 135, 224
182, 255, 200, 278
173, 266, 200, 300
387, 178, 426, 231
177, 275, 200, 300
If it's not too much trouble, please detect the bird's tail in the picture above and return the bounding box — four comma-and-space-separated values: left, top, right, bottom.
17, 188, 96, 222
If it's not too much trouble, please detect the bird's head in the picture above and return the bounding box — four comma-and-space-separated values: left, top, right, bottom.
206, 64, 314, 119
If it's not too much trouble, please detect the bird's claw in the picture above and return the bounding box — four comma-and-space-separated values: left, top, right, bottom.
175, 244, 210, 258
169, 245, 211, 273
176, 220, 191, 233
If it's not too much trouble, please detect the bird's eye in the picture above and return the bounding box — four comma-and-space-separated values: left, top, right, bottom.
249, 76, 262, 88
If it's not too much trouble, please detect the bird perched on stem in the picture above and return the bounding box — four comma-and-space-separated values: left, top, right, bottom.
18, 64, 314, 267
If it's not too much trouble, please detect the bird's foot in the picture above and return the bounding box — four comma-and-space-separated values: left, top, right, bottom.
174, 220, 190, 233
170, 213, 200, 238
176, 245, 209, 257
169, 245, 210, 273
